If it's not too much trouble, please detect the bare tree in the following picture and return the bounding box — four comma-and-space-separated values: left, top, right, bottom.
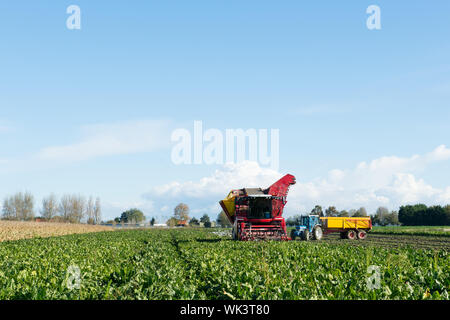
2, 197, 14, 220
2, 192, 34, 221
59, 194, 71, 221
94, 197, 101, 224
174, 203, 190, 222
86, 196, 95, 224
12, 193, 24, 220
68, 195, 86, 223
3, 192, 98, 224
373, 206, 389, 226
352, 207, 368, 217
23, 192, 34, 220
41, 194, 58, 220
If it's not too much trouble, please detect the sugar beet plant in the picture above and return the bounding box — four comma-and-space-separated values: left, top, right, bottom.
0, 229, 448, 299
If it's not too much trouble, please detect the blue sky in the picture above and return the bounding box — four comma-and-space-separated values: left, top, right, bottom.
0, 1, 449, 222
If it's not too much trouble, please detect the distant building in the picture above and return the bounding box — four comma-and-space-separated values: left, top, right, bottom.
153, 223, 168, 227
176, 220, 187, 227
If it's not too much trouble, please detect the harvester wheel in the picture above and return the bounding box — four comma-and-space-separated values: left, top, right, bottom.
313, 226, 323, 241
357, 230, 367, 240
232, 228, 237, 240
302, 229, 311, 241
346, 229, 356, 240
290, 229, 297, 240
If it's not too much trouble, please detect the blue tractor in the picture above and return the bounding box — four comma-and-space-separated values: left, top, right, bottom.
290, 215, 323, 241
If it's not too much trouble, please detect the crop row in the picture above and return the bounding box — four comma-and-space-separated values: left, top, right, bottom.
320, 233, 450, 251
178, 232, 449, 299
0, 228, 448, 300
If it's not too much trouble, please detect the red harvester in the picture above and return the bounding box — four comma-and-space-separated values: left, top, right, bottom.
219, 174, 296, 240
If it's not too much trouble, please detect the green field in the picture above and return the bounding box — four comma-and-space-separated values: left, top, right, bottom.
371, 226, 450, 237
0, 228, 448, 300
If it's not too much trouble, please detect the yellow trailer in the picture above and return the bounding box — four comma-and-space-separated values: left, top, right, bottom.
320, 217, 372, 240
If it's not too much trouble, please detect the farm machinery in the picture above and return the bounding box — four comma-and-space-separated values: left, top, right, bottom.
219, 173, 372, 241
291, 215, 372, 241
219, 174, 296, 241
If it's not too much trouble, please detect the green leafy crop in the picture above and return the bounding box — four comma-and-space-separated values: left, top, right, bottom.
0, 228, 448, 300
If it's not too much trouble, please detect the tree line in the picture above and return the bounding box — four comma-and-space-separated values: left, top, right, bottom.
107, 204, 229, 228
2, 192, 102, 224
103, 202, 450, 229
164, 203, 222, 228
111, 208, 146, 224
399, 204, 450, 226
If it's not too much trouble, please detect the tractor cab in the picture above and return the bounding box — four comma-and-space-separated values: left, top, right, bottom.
291, 215, 323, 241
245, 195, 273, 219
234, 188, 275, 220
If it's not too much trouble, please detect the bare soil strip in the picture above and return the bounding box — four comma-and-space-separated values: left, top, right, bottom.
322, 232, 450, 250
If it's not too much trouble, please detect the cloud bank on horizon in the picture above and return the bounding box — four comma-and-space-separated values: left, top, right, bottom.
143, 145, 450, 219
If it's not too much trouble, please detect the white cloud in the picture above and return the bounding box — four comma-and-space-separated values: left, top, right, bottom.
143, 145, 450, 217
147, 161, 282, 199
438, 187, 450, 203
142, 161, 282, 219
380, 173, 439, 204
37, 119, 172, 162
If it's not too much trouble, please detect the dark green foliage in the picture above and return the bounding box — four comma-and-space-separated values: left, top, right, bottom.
216, 211, 232, 227
399, 204, 449, 226
325, 206, 338, 217
338, 210, 349, 217
200, 214, 211, 228
119, 209, 145, 223
286, 215, 301, 226
189, 217, 200, 226
310, 205, 323, 216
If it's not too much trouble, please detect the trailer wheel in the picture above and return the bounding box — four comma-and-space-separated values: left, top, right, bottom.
346, 229, 356, 240
313, 226, 323, 241
340, 232, 346, 239
357, 230, 367, 240
290, 229, 297, 240
302, 229, 311, 241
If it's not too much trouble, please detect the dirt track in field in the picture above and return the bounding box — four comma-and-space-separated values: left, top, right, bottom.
321, 232, 450, 251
